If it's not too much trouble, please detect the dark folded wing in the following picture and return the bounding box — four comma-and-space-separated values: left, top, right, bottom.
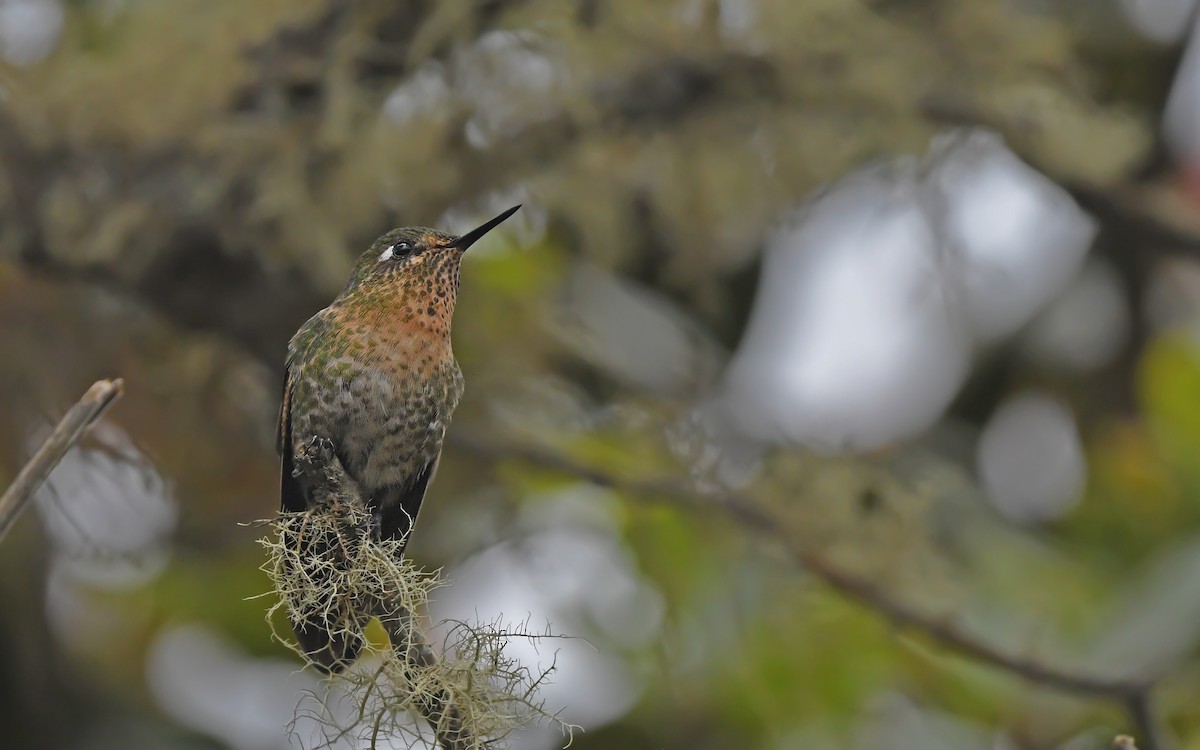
277, 366, 309, 513
277, 309, 332, 513
374, 456, 439, 545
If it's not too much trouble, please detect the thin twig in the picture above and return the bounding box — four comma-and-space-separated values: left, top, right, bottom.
1126, 692, 1163, 750
379, 605, 469, 750
454, 435, 1166, 749
0, 379, 124, 544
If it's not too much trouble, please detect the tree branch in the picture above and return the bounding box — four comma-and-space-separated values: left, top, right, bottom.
0, 379, 124, 544
453, 435, 1167, 750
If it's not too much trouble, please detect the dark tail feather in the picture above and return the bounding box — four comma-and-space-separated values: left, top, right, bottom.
280, 513, 367, 675
291, 611, 364, 675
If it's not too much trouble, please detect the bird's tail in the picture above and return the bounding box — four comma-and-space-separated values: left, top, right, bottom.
280, 517, 366, 675
291, 611, 364, 675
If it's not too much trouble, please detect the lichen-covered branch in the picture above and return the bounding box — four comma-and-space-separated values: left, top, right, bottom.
262, 437, 565, 750
281, 437, 472, 750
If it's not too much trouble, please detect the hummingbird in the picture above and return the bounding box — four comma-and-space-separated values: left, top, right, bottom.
277, 205, 520, 673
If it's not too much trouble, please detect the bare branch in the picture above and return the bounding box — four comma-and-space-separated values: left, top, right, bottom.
0, 379, 124, 544
454, 435, 1167, 749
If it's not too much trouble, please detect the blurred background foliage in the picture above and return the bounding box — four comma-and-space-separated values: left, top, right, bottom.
3, 0, 1200, 749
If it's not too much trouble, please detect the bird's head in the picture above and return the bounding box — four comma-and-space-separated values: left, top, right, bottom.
341, 205, 521, 299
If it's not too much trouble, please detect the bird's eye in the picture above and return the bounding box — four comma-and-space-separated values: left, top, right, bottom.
379, 242, 412, 262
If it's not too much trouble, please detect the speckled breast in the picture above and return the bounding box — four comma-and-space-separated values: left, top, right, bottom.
291, 349, 464, 500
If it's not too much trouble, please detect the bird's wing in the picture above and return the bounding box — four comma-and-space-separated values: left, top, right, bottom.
375, 455, 440, 544
278, 369, 308, 514
277, 309, 331, 513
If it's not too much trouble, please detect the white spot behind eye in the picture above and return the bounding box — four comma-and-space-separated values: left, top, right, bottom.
379, 246, 394, 261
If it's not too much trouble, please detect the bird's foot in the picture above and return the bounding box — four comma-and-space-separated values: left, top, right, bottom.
293, 435, 365, 513
292, 436, 337, 477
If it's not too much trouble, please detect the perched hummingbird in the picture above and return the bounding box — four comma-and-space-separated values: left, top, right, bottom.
277, 205, 520, 673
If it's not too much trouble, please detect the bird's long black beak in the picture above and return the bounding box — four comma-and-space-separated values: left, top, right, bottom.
449, 205, 521, 251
